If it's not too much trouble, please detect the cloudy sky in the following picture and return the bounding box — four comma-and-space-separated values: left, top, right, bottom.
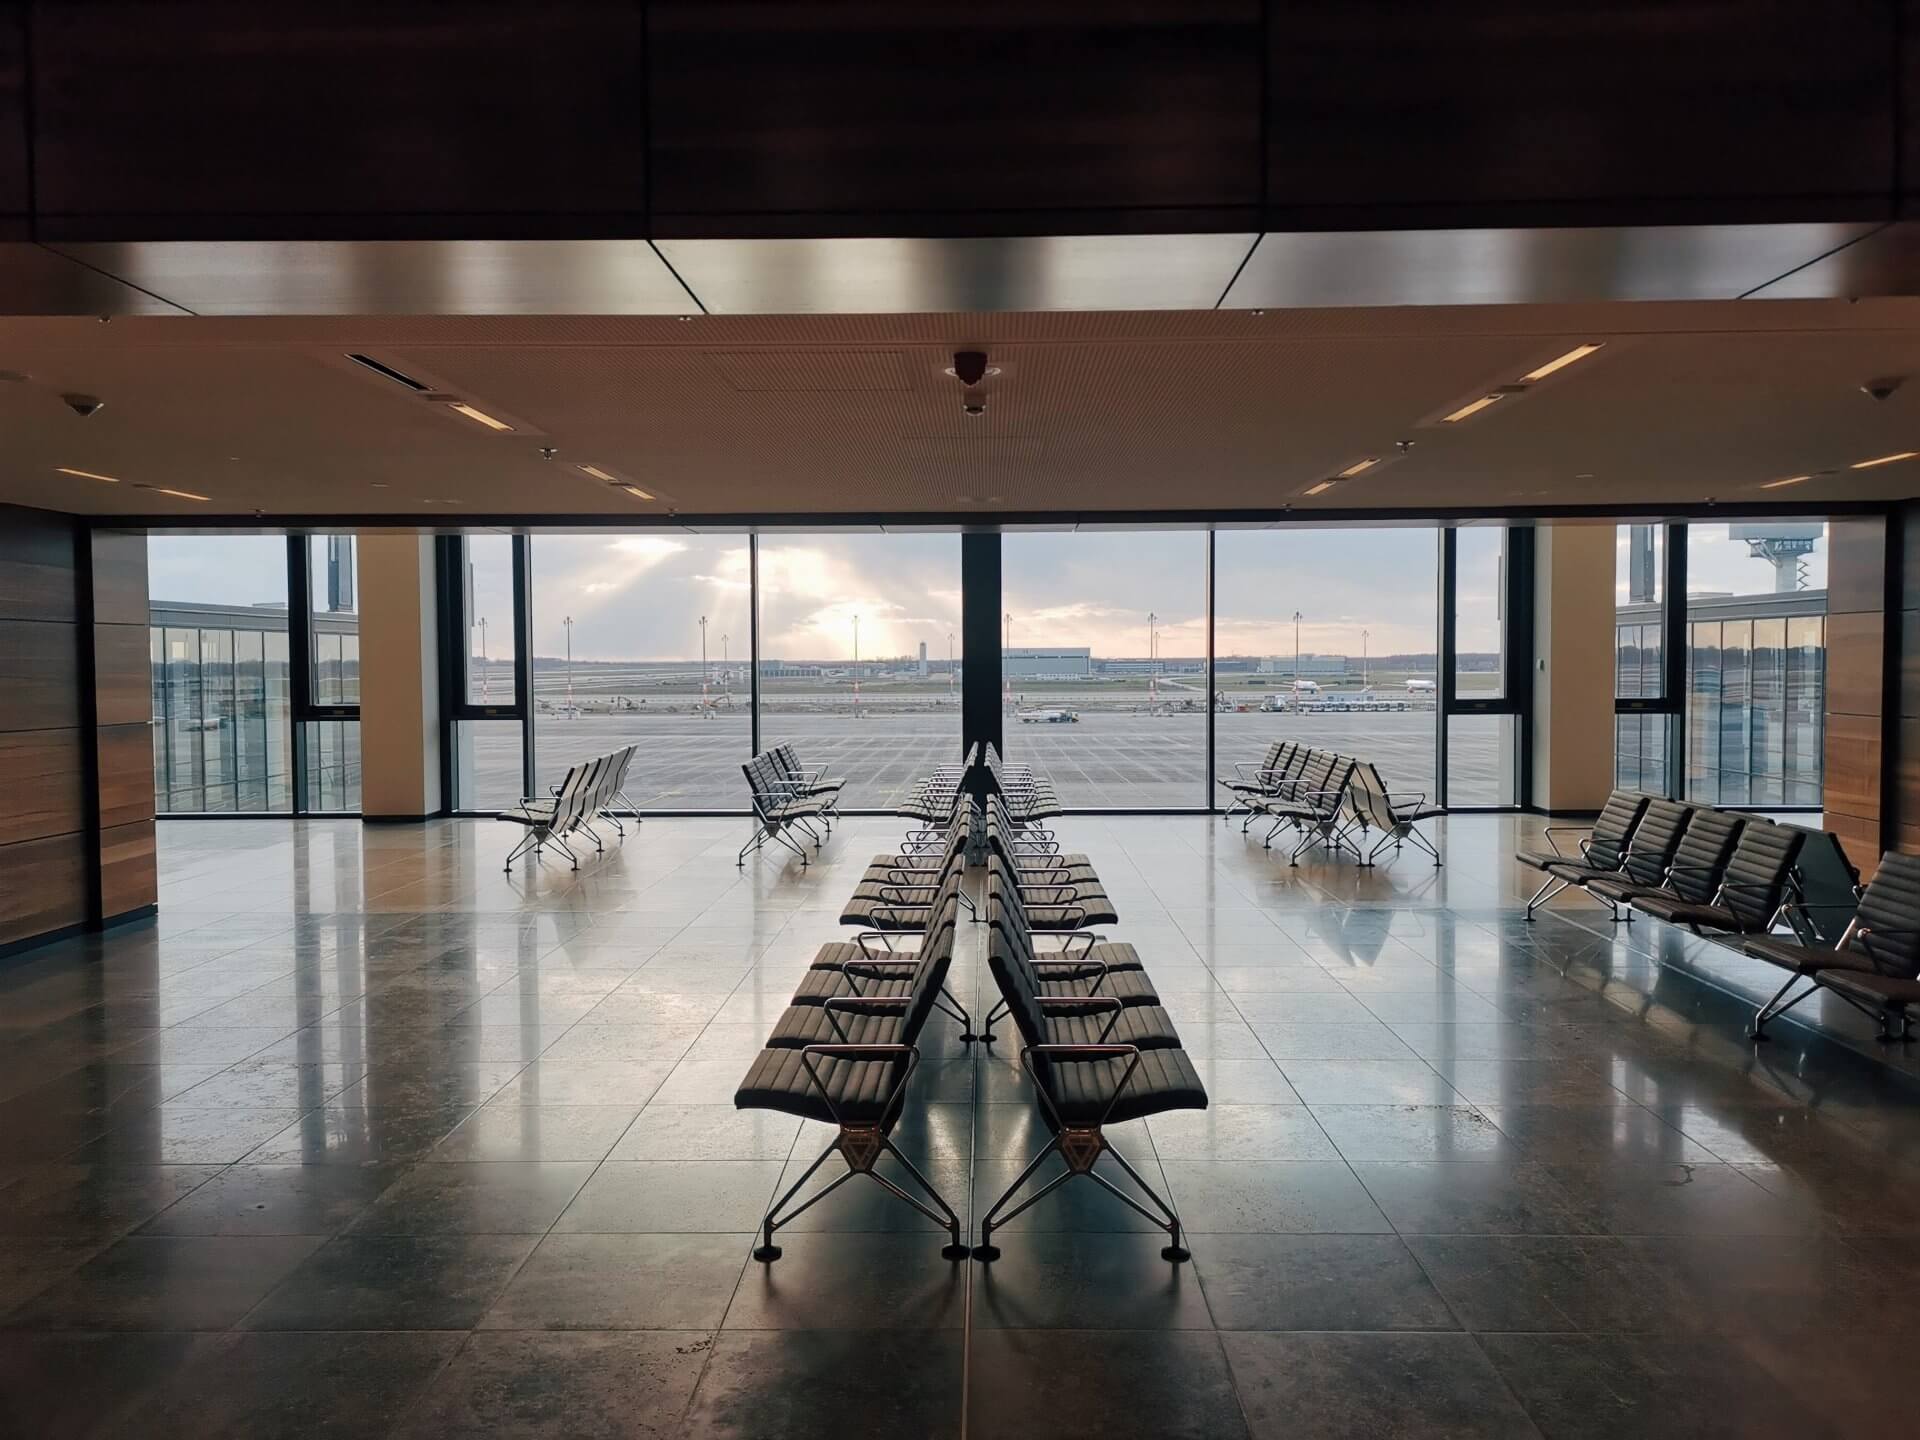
150, 523, 1827, 664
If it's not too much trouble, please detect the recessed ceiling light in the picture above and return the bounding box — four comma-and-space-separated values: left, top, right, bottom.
1442, 394, 1504, 423
1521, 343, 1604, 383
447, 402, 513, 432
370, 482, 390, 489
1337, 458, 1379, 478
1760, 474, 1812, 490
55, 466, 120, 483
1303, 481, 1337, 496
578, 464, 617, 483
153, 488, 208, 502
620, 485, 657, 501
1850, 451, 1918, 469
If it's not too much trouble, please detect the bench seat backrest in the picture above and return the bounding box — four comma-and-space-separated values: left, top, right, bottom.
1663, 808, 1743, 903
1586, 790, 1653, 872
1620, 800, 1692, 886
1717, 818, 1804, 932
1851, 852, 1920, 977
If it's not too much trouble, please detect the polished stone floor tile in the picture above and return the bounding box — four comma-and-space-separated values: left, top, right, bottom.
686, 1329, 963, 1440
607, 1105, 802, 1162
480, 1232, 749, 1330
9, 812, 1920, 1434
133, 1330, 463, 1440
1194, 1232, 1457, 1331
555, 1160, 786, 1233
136, 1161, 400, 1236
430, 1105, 641, 1163
0, 1162, 221, 1238
972, 1231, 1214, 1330
348, 1162, 595, 1235
1350, 1160, 1604, 1236
1146, 1105, 1340, 1162
1224, 1331, 1540, 1439
970, 1329, 1246, 1440
1161, 1161, 1393, 1233
8, 1233, 324, 1330
725, 1231, 967, 1330
391, 1330, 711, 1439
245, 1232, 536, 1330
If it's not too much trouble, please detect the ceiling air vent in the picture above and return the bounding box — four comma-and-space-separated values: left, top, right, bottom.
345, 354, 430, 392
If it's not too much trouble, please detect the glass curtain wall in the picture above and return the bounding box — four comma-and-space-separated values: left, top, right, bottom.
756, 533, 962, 810
148, 535, 295, 813
529, 533, 751, 809
1614, 523, 1670, 792
1445, 528, 1519, 806
451, 534, 528, 812
301, 534, 362, 812
1000, 529, 1207, 807
1685, 523, 1827, 807
1214, 528, 1439, 805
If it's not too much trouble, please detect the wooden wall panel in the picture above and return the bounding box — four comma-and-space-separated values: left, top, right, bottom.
0, 510, 79, 621
97, 819, 155, 918
90, 530, 148, 625
96, 722, 154, 831
0, 832, 88, 948
1265, 1, 1894, 227
0, 620, 82, 731
650, 0, 1262, 232
33, 1, 647, 237
1895, 505, 1920, 866
91, 622, 150, 727
0, 728, 87, 846
1826, 516, 1889, 879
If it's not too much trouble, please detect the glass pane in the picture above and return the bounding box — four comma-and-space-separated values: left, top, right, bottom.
302, 719, 362, 812
1452, 528, 1505, 700
531, 534, 752, 810
1446, 714, 1517, 806
1001, 530, 1205, 807
1615, 524, 1664, 699
464, 534, 518, 706
1215, 527, 1439, 807
308, 534, 359, 706
1684, 523, 1825, 806
757, 533, 963, 810
148, 536, 293, 813
1614, 713, 1670, 794
455, 719, 528, 811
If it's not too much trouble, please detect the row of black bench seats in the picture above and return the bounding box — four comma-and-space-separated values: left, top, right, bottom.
1219, 739, 1444, 867
737, 744, 846, 866
732, 749, 1209, 1263
1519, 790, 1920, 1041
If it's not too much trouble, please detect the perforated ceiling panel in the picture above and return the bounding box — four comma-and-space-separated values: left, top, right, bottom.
0, 299, 1914, 519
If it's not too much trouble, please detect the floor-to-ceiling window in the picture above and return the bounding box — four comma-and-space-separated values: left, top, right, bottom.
1685, 523, 1826, 807
756, 532, 962, 810
449, 533, 528, 812
1214, 527, 1439, 805
1443, 527, 1521, 806
1000, 529, 1207, 807
1614, 523, 1672, 793
529, 533, 752, 809
299, 534, 361, 812
149, 535, 294, 813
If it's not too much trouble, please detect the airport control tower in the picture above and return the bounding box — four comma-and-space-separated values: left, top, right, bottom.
1729, 523, 1821, 592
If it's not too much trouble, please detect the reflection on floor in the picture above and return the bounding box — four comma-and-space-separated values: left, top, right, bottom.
3, 813, 1919, 1438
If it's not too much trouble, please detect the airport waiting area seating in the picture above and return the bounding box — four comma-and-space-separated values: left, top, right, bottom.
497, 744, 637, 872
1217, 740, 1441, 868
976, 863, 1206, 1263
738, 748, 837, 866
733, 742, 1209, 1265
1510, 788, 1920, 1042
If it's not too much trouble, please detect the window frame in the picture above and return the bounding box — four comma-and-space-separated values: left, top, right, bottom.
1438, 525, 1533, 810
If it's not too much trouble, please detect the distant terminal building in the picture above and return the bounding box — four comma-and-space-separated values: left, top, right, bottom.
1003, 646, 1092, 679
1256, 654, 1350, 678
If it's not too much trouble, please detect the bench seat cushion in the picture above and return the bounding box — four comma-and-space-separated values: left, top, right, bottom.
1034, 970, 1158, 1006
790, 969, 913, 1006
766, 1003, 908, 1048
1821, 969, 1920, 1008
1632, 895, 1737, 928
1041, 1005, 1182, 1049
735, 1047, 908, 1125
1040, 1048, 1208, 1126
